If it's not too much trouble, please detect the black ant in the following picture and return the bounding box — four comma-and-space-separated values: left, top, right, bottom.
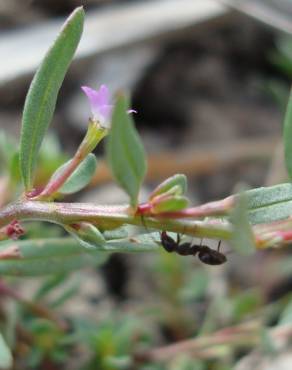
159, 231, 227, 266
140, 216, 226, 265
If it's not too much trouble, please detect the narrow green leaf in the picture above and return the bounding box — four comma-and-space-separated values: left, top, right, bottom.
51, 284, 79, 308
0, 237, 158, 276
231, 192, 256, 255
107, 95, 147, 208
149, 174, 187, 200
9, 152, 21, 185
245, 183, 292, 210
20, 7, 84, 191
0, 332, 12, 370
239, 183, 292, 224
248, 199, 292, 224
58, 153, 97, 194
284, 87, 292, 179
34, 273, 68, 300
0, 238, 107, 276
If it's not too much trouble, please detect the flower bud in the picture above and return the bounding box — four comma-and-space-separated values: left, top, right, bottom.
65, 222, 106, 249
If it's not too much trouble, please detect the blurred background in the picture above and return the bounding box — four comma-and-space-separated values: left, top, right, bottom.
1, 1, 292, 369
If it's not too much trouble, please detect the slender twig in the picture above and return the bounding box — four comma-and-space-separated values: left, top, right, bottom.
134, 321, 261, 364
0, 201, 233, 240
134, 321, 292, 364
137, 195, 235, 218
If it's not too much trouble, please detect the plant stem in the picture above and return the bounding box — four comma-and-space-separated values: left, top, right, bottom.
137, 195, 235, 218
134, 321, 261, 363
0, 201, 232, 240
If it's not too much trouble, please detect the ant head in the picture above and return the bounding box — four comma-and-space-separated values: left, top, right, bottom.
160, 231, 177, 253
160, 231, 175, 243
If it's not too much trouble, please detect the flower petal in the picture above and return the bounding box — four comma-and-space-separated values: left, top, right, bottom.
82, 85, 112, 123
82, 84, 134, 128
98, 104, 113, 127
81, 86, 100, 116
97, 84, 110, 106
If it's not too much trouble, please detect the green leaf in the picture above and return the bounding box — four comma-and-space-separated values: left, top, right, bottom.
230, 192, 256, 255
149, 174, 187, 200
152, 195, 189, 213
0, 332, 12, 370
242, 183, 292, 224
64, 222, 106, 249
284, 87, 292, 179
50, 284, 79, 308
245, 183, 292, 209
58, 153, 97, 194
0, 238, 107, 276
248, 199, 292, 224
0, 236, 158, 276
107, 95, 146, 208
34, 273, 68, 300
19, 7, 84, 191
9, 152, 21, 185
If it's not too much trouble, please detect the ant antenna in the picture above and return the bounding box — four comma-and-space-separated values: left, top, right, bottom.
217, 240, 222, 252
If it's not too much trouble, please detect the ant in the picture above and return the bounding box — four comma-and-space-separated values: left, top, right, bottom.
159, 231, 227, 266
140, 216, 226, 265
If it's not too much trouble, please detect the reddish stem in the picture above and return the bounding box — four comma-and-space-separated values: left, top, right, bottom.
137, 195, 235, 219
275, 230, 292, 241
38, 154, 83, 199
136, 203, 153, 215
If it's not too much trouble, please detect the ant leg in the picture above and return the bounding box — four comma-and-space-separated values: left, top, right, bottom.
176, 233, 181, 244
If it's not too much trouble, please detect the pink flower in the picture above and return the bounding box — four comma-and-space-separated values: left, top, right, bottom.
82, 84, 137, 128
81, 85, 113, 128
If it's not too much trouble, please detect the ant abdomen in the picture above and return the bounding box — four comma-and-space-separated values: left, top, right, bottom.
198, 246, 227, 265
